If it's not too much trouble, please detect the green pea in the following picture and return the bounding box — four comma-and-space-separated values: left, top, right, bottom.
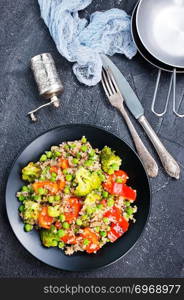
89, 149, 95, 157
55, 151, 61, 157
63, 169, 68, 175
58, 229, 66, 238
55, 195, 61, 201
72, 158, 79, 165
40, 154, 47, 162
63, 222, 70, 229
59, 214, 66, 222
64, 144, 69, 150
95, 226, 100, 232
124, 201, 130, 207
90, 207, 96, 214
76, 219, 82, 226
34, 195, 42, 201
58, 241, 65, 249
24, 224, 33, 232
70, 143, 76, 149
103, 217, 109, 224
64, 187, 70, 194
81, 136, 87, 144
18, 195, 25, 202
50, 177, 56, 182
102, 191, 108, 198
39, 176, 46, 181
48, 195, 55, 203
126, 207, 133, 216
38, 188, 47, 195
84, 160, 93, 167
51, 172, 57, 178
97, 204, 103, 210
86, 207, 93, 215
124, 213, 129, 220
116, 177, 123, 183
81, 145, 88, 152
107, 198, 114, 207
76, 153, 82, 159
66, 174, 72, 181
18, 205, 24, 212
81, 215, 88, 220
83, 239, 90, 246
100, 231, 107, 237
22, 186, 29, 192
28, 186, 34, 193
46, 151, 52, 159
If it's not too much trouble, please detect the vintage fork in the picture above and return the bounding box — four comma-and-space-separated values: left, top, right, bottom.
101, 68, 158, 178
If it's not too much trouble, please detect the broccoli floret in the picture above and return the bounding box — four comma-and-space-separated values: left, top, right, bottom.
100, 146, 122, 174
47, 205, 60, 217
84, 191, 101, 206
22, 162, 41, 182
40, 227, 59, 248
74, 167, 102, 197
22, 200, 40, 225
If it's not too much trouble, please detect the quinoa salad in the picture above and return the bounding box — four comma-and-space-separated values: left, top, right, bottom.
17, 137, 137, 255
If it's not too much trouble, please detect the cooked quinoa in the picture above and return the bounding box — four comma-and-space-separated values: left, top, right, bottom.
17, 136, 137, 255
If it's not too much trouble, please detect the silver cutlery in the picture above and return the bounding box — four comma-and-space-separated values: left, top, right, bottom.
101, 54, 180, 179
101, 67, 158, 178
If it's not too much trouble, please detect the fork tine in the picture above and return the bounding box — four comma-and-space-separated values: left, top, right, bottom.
101, 70, 111, 97
106, 68, 121, 95
104, 68, 117, 95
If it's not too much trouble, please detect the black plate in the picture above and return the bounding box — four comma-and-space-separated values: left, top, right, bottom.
6, 124, 151, 271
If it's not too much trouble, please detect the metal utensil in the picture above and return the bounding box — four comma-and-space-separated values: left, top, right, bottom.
101, 54, 180, 179
28, 53, 64, 121
131, 3, 184, 118
135, 0, 184, 118
132, 3, 184, 73
101, 68, 158, 178
137, 0, 184, 68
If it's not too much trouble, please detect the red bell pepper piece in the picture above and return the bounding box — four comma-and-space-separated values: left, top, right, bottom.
64, 197, 81, 223
58, 158, 69, 169
108, 218, 129, 242
80, 228, 100, 254
104, 206, 129, 242
49, 166, 59, 174
38, 206, 53, 229
103, 170, 136, 201
61, 234, 77, 245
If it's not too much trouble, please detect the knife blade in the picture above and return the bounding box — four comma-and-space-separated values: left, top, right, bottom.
101, 54, 144, 119
100, 54, 180, 179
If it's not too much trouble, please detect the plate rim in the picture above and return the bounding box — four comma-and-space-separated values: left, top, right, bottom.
131, 3, 184, 73
136, 0, 184, 69
5, 123, 152, 272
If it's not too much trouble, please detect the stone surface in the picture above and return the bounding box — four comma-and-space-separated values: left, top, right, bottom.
0, 0, 183, 278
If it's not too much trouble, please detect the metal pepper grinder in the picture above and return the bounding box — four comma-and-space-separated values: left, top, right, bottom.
28, 53, 64, 121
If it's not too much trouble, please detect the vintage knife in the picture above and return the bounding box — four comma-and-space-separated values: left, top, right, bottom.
101, 54, 180, 179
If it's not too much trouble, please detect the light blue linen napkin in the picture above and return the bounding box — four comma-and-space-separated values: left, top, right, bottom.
38, 0, 137, 86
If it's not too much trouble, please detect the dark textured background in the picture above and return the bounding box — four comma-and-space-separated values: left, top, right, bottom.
0, 0, 184, 278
